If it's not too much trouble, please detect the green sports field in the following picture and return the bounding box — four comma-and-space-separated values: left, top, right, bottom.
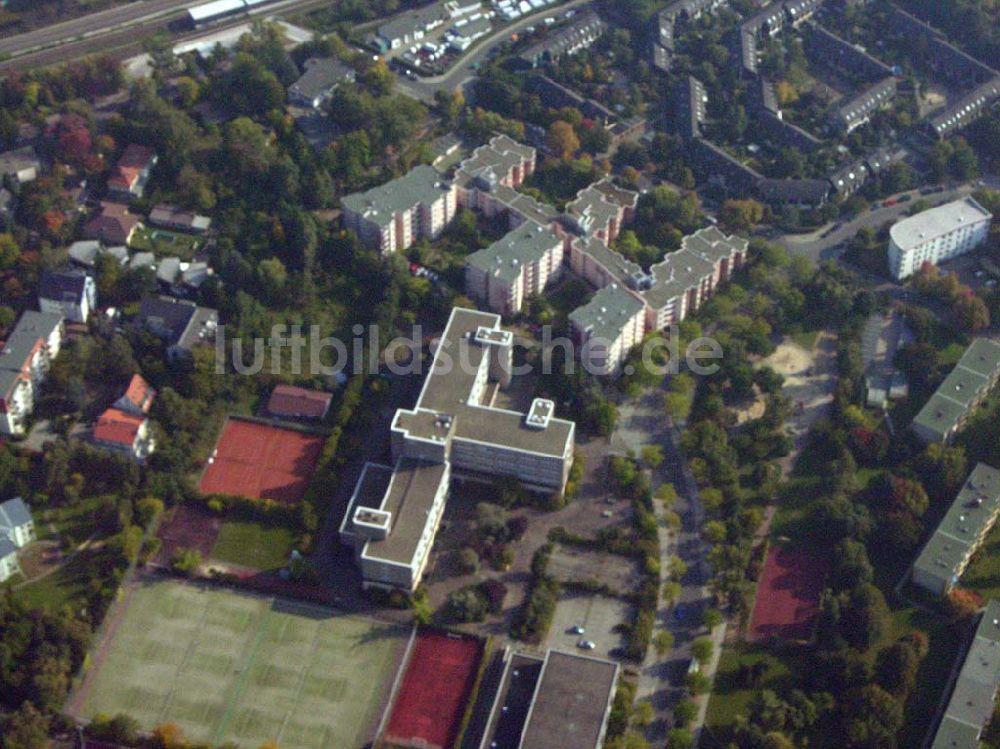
76, 580, 409, 749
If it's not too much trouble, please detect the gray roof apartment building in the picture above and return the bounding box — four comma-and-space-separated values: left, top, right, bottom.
928, 77, 1000, 140
341, 164, 456, 254
340, 307, 575, 590
832, 76, 898, 133
928, 599, 1000, 749
912, 338, 1000, 444
518, 12, 606, 67
912, 463, 1000, 597
569, 283, 646, 375
804, 24, 894, 82
673, 76, 708, 139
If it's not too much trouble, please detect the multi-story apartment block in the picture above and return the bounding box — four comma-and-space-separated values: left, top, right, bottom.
341, 308, 575, 591
634, 227, 748, 329
805, 24, 894, 82
564, 180, 637, 245
833, 77, 898, 133
911, 464, 1000, 596
927, 599, 1000, 749
464, 222, 564, 315
569, 284, 646, 375
912, 338, 1000, 445
887, 197, 993, 280
673, 76, 708, 139
0, 312, 64, 436
341, 165, 456, 254
927, 78, 1000, 140
518, 12, 606, 68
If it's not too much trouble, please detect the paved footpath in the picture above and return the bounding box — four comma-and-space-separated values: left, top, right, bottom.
612, 388, 719, 742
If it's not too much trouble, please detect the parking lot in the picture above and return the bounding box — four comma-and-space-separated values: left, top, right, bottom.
547, 545, 640, 591
544, 593, 631, 662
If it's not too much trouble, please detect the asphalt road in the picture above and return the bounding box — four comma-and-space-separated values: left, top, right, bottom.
393, 0, 595, 103
776, 179, 999, 263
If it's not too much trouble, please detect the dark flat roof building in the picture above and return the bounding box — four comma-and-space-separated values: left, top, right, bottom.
519, 650, 620, 749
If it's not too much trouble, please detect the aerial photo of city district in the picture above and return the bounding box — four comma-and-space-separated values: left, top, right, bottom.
6, 0, 1000, 748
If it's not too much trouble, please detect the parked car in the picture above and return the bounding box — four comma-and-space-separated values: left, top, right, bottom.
569, 625, 585, 635
674, 604, 687, 621
577, 639, 596, 650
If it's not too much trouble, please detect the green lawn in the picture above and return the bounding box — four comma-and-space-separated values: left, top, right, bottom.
129, 226, 204, 260
790, 330, 819, 350
75, 580, 409, 749
38, 496, 108, 545
15, 546, 106, 612
703, 645, 803, 747
889, 606, 965, 748
210, 520, 297, 571
960, 521, 1000, 601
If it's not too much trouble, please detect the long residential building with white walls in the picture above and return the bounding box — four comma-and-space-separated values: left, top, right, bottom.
341, 164, 456, 254
343, 135, 748, 379
465, 222, 565, 315
341, 307, 575, 591
887, 197, 993, 280
569, 283, 647, 375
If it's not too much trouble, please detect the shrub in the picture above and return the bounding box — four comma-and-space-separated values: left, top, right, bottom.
445, 586, 489, 623
457, 547, 480, 575
169, 547, 201, 576
480, 579, 508, 614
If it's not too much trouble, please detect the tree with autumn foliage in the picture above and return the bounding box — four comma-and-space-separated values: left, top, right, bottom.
946, 588, 983, 621
953, 289, 991, 331
546, 120, 580, 161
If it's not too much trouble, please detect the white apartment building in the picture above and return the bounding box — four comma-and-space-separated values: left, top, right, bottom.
637, 226, 748, 329
341, 308, 575, 590
569, 284, 646, 375
464, 222, 564, 315
888, 197, 993, 280
0, 312, 64, 436
341, 165, 456, 254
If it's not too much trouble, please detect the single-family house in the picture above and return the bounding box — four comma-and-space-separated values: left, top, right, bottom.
137, 295, 218, 361
83, 202, 141, 246
107, 144, 157, 201
0, 497, 35, 549
288, 57, 356, 109
38, 269, 97, 323
0, 146, 42, 188
114, 374, 156, 416
0, 497, 35, 582
148, 204, 212, 234
92, 407, 156, 461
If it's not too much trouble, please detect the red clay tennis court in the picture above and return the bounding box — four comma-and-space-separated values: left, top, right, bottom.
198, 419, 325, 504
749, 545, 829, 643
384, 631, 484, 749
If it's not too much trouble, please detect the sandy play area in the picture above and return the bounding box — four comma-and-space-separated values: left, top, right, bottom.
759, 332, 838, 475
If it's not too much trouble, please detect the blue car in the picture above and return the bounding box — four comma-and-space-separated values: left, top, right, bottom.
674, 604, 687, 621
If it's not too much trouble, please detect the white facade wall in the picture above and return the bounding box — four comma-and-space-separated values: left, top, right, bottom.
888, 205, 993, 280
0, 553, 17, 583
0, 378, 32, 436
